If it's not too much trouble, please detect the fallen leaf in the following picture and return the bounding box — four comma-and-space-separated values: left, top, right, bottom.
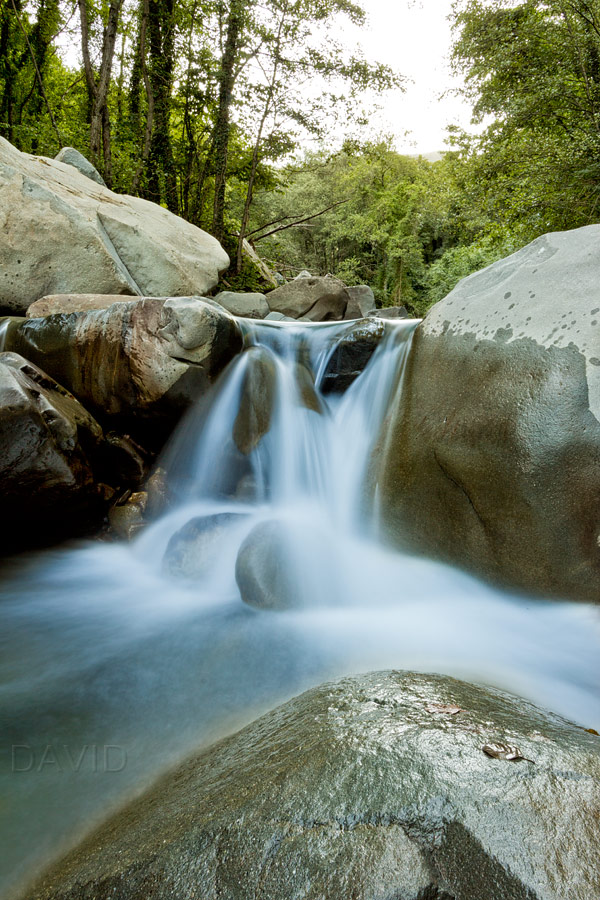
425, 704, 462, 715
585, 728, 599, 736
482, 742, 533, 763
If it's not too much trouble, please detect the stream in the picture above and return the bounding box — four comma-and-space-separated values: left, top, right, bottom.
1, 317, 598, 898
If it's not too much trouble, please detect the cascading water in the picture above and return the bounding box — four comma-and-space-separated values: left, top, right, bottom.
1, 318, 599, 898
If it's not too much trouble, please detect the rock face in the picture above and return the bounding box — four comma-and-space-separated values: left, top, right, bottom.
266, 275, 349, 320
321, 317, 386, 394
214, 290, 270, 319
0, 352, 107, 546
2, 297, 243, 445
374, 226, 600, 603
0, 137, 229, 314
25, 670, 600, 900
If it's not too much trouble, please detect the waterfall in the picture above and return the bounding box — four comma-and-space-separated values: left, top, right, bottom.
0, 318, 598, 898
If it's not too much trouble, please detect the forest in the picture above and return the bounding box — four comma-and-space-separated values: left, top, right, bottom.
3, 0, 600, 314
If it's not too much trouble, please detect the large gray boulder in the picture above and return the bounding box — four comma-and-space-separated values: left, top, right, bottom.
0, 352, 106, 546
266, 275, 349, 320
344, 284, 376, 319
25, 671, 600, 900
0, 138, 229, 314
1, 297, 243, 445
214, 290, 269, 319
373, 226, 600, 603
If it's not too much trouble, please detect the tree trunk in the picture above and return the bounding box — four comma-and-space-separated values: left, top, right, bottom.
79, 0, 123, 174
212, 0, 244, 242
147, 0, 177, 212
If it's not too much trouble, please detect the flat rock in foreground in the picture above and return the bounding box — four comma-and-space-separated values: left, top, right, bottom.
24, 671, 600, 900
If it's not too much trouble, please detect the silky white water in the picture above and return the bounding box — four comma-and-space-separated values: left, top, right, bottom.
0, 318, 598, 897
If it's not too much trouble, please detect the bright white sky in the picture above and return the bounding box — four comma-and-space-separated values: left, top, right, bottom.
338, 0, 474, 154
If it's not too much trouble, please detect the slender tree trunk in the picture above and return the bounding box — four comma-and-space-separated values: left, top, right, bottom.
147, 0, 177, 211
212, 0, 244, 242
79, 0, 123, 174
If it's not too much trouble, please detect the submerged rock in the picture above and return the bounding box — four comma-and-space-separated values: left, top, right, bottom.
0, 137, 228, 314
25, 670, 600, 900
0, 352, 106, 547
321, 317, 386, 394
266, 275, 349, 320
235, 519, 297, 610
164, 512, 247, 579
2, 296, 243, 446
373, 225, 600, 603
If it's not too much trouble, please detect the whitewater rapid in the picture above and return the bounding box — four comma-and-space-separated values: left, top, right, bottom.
1, 317, 598, 897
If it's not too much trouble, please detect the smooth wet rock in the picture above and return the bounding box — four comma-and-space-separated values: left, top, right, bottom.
235, 519, 296, 609
321, 317, 386, 394
344, 284, 377, 319
235, 518, 331, 610
108, 491, 147, 541
54, 147, 106, 186
233, 347, 278, 455
0, 137, 229, 314
25, 670, 600, 900
266, 275, 349, 320
214, 290, 269, 319
26, 293, 137, 317
2, 297, 243, 446
0, 352, 106, 547
163, 512, 246, 578
373, 225, 600, 603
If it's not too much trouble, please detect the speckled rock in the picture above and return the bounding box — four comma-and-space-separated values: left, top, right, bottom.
373, 226, 600, 603
23, 670, 600, 900
0, 137, 229, 314
2, 297, 243, 446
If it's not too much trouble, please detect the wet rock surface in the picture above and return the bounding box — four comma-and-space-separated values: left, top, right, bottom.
322, 317, 386, 393
0, 352, 107, 547
0, 137, 228, 314
26, 293, 138, 317
2, 297, 243, 447
374, 225, 600, 603
23, 670, 600, 900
